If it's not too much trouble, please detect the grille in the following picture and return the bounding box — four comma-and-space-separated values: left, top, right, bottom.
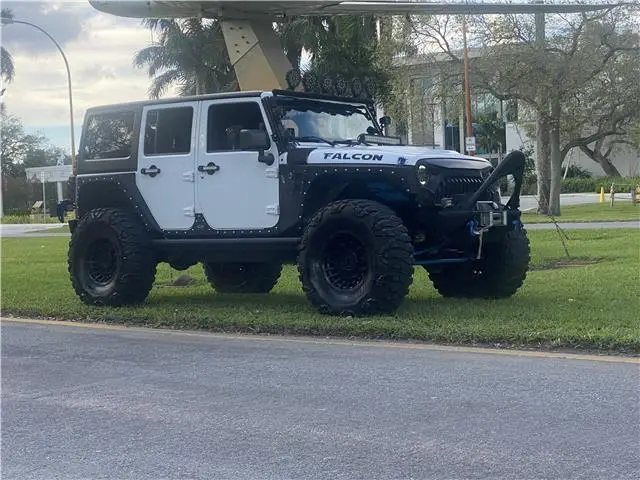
441, 176, 484, 197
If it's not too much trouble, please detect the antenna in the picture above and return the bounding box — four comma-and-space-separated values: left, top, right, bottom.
89, 1, 631, 91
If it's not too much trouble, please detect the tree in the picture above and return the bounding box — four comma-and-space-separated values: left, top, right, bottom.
276, 14, 403, 98
473, 109, 506, 156
560, 46, 640, 176
133, 18, 237, 97
1, 111, 47, 177
1, 8, 15, 84
1, 110, 68, 211
405, 5, 640, 215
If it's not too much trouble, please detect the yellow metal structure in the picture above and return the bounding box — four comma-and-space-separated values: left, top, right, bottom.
221, 19, 292, 91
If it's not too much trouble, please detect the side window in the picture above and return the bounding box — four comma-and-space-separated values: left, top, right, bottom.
82, 110, 135, 160
144, 106, 193, 156
207, 101, 268, 152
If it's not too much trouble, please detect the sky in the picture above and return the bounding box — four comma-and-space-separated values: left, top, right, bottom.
1, 0, 178, 151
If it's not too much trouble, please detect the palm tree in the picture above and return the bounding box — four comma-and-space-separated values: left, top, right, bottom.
276, 14, 401, 99
133, 17, 237, 98
1, 8, 15, 84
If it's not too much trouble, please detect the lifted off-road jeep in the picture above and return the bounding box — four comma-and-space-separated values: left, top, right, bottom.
67, 88, 530, 316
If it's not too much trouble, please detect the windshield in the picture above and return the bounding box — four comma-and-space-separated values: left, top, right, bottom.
273, 97, 379, 143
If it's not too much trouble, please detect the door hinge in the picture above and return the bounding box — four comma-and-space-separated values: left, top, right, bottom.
182, 171, 195, 183
265, 168, 279, 179
183, 206, 195, 217
266, 204, 280, 216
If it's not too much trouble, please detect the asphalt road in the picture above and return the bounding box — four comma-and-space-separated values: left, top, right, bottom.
519, 193, 604, 211
2, 320, 638, 480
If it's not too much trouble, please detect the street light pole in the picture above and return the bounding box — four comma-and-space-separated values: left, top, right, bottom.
1, 17, 77, 170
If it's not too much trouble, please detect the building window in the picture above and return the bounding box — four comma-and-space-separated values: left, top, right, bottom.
505, 99, 518, 122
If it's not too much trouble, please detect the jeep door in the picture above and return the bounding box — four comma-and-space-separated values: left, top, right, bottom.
136, 102, 199, 231
196, 98, 280, 230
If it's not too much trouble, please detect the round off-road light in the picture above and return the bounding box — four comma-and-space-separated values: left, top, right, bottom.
417, 165, 429, 186
322, 75, 335, 95
286, 69, 301, 90
364, 77, 377, 98
335, 74, 348, 96
351, 77, 363, 98
302, 72, 319, 92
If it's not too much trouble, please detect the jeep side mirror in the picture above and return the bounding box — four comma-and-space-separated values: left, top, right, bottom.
379, 116, 391, 127
239, 129, 270, 151
239, 129, 274, 166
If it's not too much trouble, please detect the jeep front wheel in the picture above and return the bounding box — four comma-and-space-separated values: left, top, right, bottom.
427, 228, 530, 298
68, 208, 157, 306
203, 262, 282, 293
297, 199, 414, 316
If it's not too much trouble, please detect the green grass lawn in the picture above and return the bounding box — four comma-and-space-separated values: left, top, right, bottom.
521, 201, 640, 223
2, 229, 639, 353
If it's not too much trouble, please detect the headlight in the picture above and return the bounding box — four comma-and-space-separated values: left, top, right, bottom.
417, 165, 429, 186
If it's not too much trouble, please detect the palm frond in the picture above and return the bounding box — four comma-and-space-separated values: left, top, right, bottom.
148, 69, 184, 99
1, 47, 15, 83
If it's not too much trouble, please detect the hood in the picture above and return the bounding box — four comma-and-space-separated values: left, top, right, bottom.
301, 144, 493, 170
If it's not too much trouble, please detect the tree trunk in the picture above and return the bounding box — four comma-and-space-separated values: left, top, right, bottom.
533, 11, 552, 215
548, 95, 562, 216
535, 110, 551, 214
579, 145, 622, 177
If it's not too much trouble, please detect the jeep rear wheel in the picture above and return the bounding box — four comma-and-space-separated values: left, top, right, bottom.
203, 262, 282, 294
298, 199, 414, 316
68, 208, 157, 306
427, 228, 530, 298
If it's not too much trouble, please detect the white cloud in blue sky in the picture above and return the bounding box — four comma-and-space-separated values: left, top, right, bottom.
1, 1, 176, 151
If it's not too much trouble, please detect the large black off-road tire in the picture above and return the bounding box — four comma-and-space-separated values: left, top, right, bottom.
297, 199, 414, 316
427, 228, 530, 299
68, 208, 157, 306
202, 262, 282, 293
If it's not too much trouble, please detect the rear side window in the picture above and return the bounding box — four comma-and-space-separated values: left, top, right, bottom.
82, 110, 135, 160
143, 106, 193, 156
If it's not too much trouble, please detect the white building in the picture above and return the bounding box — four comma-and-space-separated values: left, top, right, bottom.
394, 51, 639, 176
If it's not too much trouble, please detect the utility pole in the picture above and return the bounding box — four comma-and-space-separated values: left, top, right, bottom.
462, 15, 475, 156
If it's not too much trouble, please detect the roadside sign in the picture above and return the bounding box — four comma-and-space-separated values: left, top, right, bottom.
465, 136, 476, 153
25, 165, 73, 184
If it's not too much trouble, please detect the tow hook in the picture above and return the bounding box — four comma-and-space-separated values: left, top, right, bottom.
467, 220, 490, 260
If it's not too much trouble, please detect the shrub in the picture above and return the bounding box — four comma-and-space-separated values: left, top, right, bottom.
564, 165, 592, 179
499, 175, 640, 197
563, 177, 640, 193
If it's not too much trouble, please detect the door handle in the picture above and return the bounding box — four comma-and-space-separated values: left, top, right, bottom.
141, 165, 161, 177
198, 162, 220, 175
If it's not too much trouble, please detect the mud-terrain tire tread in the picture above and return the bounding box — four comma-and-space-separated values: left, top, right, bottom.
202, 262, 282, 293
428, 228, 530, 298
297, 199, 414, 316
68, 208, 156, 306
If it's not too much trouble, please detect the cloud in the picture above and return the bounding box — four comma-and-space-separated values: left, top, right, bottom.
1, 1, 93, 54
2, 2, 179, 148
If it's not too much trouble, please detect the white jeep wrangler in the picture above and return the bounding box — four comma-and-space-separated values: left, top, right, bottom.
67, 88, 530, 316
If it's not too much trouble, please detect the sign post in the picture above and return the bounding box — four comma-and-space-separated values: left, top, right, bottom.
41, 171, 46, 222
465, 136, 476, 155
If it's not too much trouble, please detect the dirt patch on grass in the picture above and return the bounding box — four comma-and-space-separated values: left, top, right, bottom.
530, 256, 604, 271
155, 275, 204, 287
